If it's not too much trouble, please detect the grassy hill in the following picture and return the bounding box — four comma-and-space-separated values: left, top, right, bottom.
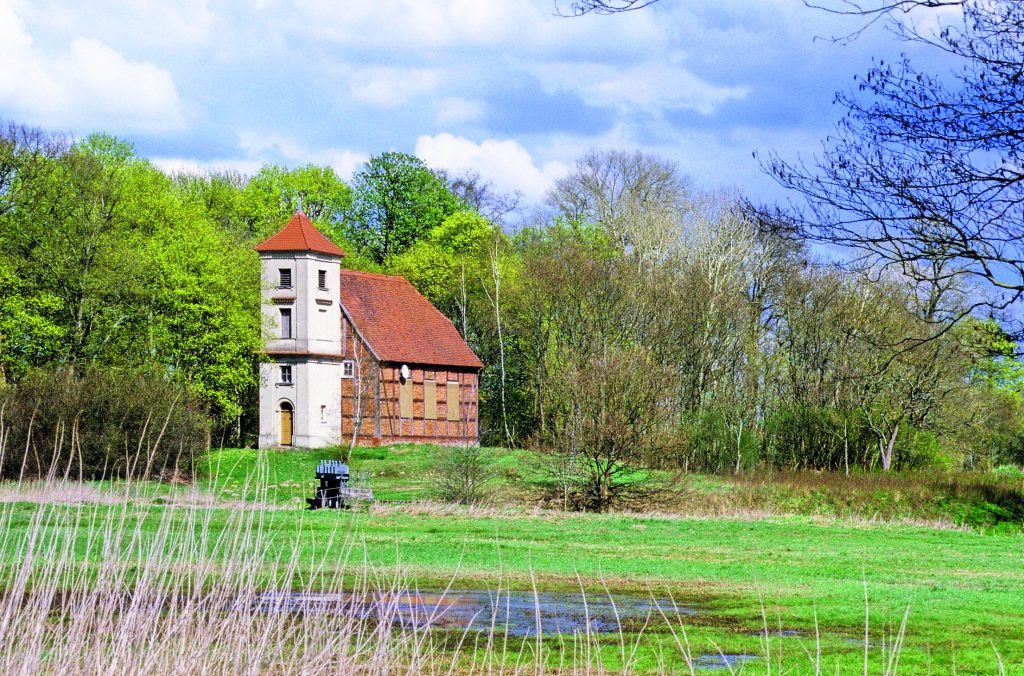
200, 444, 1024, 531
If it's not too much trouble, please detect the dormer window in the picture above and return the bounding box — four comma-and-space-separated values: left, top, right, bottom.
318, 270, 327, 290
279, 268, 292, 289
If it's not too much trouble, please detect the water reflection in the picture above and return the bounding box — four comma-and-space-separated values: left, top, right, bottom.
255, 589, 696, 637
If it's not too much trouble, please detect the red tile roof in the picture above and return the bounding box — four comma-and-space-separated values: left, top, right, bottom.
255, 211, 346, 257
340, 269, 484, 369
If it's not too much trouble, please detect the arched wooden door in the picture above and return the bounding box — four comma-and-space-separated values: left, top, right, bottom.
280, 402, 293, 446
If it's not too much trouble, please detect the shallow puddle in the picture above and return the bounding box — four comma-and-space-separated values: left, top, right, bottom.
694, 653, 760, 670
254, 589, 696, 637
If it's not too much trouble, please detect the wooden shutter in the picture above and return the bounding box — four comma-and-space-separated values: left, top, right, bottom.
400, 378, 413, 418
424, 380, 437, 420
446, 382, 460, 421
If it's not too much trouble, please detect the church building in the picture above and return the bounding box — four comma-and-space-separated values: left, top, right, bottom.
256, 212, 483, 449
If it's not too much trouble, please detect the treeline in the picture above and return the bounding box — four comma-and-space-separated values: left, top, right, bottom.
1, 121, 1022, 477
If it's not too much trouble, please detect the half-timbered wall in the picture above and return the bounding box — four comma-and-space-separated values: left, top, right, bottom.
339, 314, 479, 446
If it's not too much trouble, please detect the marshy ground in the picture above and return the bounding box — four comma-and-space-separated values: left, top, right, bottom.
0, 445, 1020, 673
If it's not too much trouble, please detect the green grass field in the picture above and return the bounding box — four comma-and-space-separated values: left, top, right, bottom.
0, 445, 1021, 673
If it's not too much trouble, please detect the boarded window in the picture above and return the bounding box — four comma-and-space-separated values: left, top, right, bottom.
424, 380, 437, 420
318, 269, 327, 289
279, 268, 292, 288
400, 378, 413, 418
446, 381, 460, 421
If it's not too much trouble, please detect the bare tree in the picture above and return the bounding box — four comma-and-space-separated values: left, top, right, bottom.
344, 334, 375, 461
545, 348, 672, 512
438, 169, 521, 224
556, 0, 659, 16
430, 443, 497, 506
762, 1, 1024, 317
481, 240, 515, 445
547, 149, 691, 268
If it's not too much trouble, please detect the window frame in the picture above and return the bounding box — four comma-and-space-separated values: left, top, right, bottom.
424, 379, 437, 420
280, 365, 293, 384
400, 377, 414, 419
341, 360, 354, 379
279, 307, 293, 339
446, 381, 460, 421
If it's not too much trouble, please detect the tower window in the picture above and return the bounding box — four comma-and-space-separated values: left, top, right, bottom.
279, 308, 292, 339
318, 270, 327, 290
280, 365, 292, 384
279, 268, 292, 288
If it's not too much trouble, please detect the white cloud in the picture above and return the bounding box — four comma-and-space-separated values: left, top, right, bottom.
291, 0, 666, 59
295, 0, 532, 49
537, 58, 750, 116
348, 66, 441, 107
435, 97, 485, 125
416, 132, 570, 202
12, 0, 214, 49
152, 157, 265, 177
0, 0, 183, 131
238, 131, 367, 179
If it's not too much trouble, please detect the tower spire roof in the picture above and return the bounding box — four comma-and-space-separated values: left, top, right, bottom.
255, 211, 346, 257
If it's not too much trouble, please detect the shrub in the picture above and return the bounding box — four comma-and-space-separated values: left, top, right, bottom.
430, 444, 497, 505
993, 464, 1024, 482
675, 407, 759, 474
0, 368, 209, 481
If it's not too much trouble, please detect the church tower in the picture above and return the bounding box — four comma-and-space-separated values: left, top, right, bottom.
255, 211, 346, 449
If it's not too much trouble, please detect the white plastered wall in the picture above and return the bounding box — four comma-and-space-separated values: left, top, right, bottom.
258, 250, 344, 449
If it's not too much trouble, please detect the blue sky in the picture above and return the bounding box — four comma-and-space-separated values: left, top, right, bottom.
0, 0, 959, 210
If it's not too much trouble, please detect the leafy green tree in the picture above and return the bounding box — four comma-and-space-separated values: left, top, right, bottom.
346, 152, 462, 265
242, 164, 352, 240
387, 211, 493, 310
0, 261, 64, 383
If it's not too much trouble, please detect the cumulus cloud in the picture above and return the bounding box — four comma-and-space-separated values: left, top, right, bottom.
0, 0, 183, 131
415, 132, 570, 202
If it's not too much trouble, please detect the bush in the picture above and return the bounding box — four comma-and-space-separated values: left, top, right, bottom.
429, 445, 497, 505
0, 368, 209, 481
993, 464, 1024, 482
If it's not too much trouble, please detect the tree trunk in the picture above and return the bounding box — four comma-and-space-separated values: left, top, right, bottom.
879, 423, 899, 472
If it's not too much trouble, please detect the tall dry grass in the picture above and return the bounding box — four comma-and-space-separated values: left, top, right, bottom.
0, 490, 712, 674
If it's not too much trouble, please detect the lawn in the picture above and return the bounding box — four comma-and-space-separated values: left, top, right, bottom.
0, 446, 1020, 673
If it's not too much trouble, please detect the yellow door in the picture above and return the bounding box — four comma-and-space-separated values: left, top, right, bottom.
280, 403, 293, 446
